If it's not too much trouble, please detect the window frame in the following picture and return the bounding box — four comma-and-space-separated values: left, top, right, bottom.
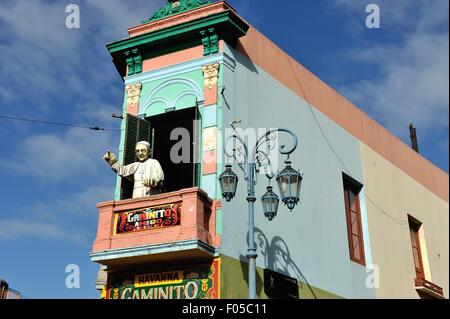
343, 175, 366, 266
408, 216, 425, 280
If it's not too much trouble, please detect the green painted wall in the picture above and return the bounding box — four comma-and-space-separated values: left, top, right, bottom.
139, 69, 204, 117
219, 255, 343, 299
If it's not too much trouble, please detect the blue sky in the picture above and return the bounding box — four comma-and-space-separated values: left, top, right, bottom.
0, 0, 447, 298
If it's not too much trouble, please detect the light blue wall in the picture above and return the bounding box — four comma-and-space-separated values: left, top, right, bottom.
219, 43, 375, 299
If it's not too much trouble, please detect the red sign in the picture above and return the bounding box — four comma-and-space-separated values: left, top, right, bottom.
115, 203, 181, 234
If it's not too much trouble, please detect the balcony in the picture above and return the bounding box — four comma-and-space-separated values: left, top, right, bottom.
415, 277, 445, 299
90, 187, 219, 268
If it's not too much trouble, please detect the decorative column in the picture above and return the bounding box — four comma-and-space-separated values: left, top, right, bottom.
202, 62, 219, 106
200, 61, 220, 194
125, 82, 142, 116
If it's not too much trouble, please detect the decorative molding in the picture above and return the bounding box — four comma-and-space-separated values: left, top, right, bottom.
124, 48, 142, 76
202, 126, 217, 151
125, 53, 226, 85
200, 28, 219, 56
142, 77, 203, 115
202, 62, 220, 89
222, 51, 236, 72
143, 0, 212, 24
201, 30, 211, 56
125, 82, 142, 105
209, 28, 219, 55
90, 239, 216, 262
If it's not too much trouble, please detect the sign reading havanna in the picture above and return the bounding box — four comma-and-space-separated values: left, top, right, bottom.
106, 259, 219, 299
115, 202, 181, 234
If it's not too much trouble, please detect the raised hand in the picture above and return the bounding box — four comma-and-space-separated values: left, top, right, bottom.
103, 151, 117, 166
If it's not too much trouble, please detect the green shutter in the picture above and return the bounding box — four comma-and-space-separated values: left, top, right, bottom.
193, 107, 200, 187
138, 118, 151, 150
120, 114, 152, 199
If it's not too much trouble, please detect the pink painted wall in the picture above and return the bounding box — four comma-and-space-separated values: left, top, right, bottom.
92, 188, 220, 253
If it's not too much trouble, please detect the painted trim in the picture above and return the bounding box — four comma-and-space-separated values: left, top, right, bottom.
107, 11, 247, 53
114, 95, 128, 200
359, 188, 373, 268
141, 77, 203, 115
125, 53, 228, 85
90, 239, 217, 262
222, 51, 236, 72
128, 1, 232, 37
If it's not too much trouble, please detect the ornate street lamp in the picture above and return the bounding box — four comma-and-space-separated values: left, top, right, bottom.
261, 185, 279, 221
276, 161, 303, 211
219, 123, 302, 299
219, 165, 238, 202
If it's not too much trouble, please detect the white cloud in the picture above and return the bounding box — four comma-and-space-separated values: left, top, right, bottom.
340, 32, 449, 136
0, 185, 114, 245
0, 220, 88, 246
332, 0, 449, 154
0, 126, 116, 182
85, 0, 165, 41
0, 1, 84, 105
333, 0, 418, 27
0, 0, 164, 106
27, 186, 113, 220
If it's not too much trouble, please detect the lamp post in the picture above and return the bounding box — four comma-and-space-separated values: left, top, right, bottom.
219, 123, 303, 299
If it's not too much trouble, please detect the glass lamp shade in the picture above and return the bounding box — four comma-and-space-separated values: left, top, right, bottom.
276, 162, 302, 211
261, 186, 279, 221
219, 165, 238, 202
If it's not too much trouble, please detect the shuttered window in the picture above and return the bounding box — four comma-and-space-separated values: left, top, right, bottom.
120, 114, 152, 200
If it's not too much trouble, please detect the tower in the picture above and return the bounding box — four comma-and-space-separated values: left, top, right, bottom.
90, 0, 248, 300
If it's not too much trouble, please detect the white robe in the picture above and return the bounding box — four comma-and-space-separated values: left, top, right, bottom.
112, 159, 164, 198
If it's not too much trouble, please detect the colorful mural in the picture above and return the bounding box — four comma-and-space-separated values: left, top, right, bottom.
106, 259, 220, 299
114, 202, 181, 234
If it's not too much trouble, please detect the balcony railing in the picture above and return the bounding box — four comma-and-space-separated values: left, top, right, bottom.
91, 187, 219, 267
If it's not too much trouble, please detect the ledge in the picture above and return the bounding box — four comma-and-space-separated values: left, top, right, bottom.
90, 239, 217, 268
415, 278, 445, 299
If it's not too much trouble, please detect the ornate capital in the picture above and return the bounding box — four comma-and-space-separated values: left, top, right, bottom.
125, 82, 142, 105
202, 62, 220, 89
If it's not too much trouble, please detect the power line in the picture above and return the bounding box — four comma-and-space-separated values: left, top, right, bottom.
0, 115, 120, 132
287, 59, 408, 226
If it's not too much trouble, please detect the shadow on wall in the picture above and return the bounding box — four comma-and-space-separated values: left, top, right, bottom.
239, 228, 318, 299
234, 39, 259, 74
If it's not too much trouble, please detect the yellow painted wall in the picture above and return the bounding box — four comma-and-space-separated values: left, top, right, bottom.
360, 143, 449, 298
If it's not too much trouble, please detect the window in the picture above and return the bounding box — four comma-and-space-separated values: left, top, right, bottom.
408, 216, 425, 280
120, 108, 200, 199
342, 174, 365, 266
407, 216, 444, 298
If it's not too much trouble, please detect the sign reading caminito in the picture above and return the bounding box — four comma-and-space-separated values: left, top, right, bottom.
115, 202, 181, 234
107, 259, 220, 299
